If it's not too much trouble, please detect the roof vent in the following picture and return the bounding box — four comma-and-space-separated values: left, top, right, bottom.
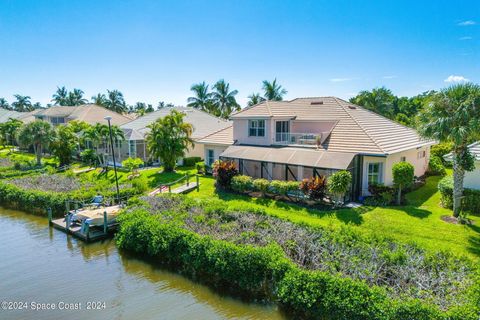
348, 105, 357, 109
310, 101, 323, 105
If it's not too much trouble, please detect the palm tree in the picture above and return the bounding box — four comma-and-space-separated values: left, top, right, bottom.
50, 125, 78, 166
52, 86, 69, 105
0, 98, 11, 110
105, 90, 127, 113
247, 93, 265, 107
92, 93, 108, 107
211, 79, 240, 118
66, 88, 88, 106
12, 95, 33, 112
32, 102, 43, 110
17, 120, 55, 166
262, 79, 287, 101
146, 109, 194, 172
187, 82, 213, 112
417, 83, 480, 217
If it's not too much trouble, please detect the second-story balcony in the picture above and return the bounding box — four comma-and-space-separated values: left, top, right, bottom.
274, 132, 324, 146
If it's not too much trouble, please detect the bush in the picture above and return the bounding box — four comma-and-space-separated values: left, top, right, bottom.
269, 180, 288, 196
431, 142, 453, 163
131, 175, 148, 193
253, 178, 270, 196
183, 156, 202, 167
327, 170, 352, 207
80, 149, 99, 166
299, 176, 327, 201
438, 176, 480, 215
392, 162, 415, 205
428, 156, 446, 176
231, 175, 253, 193
122, 157, 144, 174
212, 160, 238, 189
366, 184, 395, 206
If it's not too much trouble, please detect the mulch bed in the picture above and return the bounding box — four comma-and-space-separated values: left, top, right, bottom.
441, 215, 474, 225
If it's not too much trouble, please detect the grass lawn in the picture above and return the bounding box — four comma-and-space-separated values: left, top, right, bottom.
188, 174, 480, 260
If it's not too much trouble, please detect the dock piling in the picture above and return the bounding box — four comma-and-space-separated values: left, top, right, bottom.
196, 175, 199, 192
47, 208, 52, 226
103, 211, 108, 235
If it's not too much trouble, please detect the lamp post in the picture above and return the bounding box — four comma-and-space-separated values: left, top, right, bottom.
104, 116, 120, 203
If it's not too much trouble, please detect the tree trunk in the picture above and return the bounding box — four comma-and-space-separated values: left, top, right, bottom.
452, 151, 465, 218
36, 144, 42, 166
397, 185, 402, 205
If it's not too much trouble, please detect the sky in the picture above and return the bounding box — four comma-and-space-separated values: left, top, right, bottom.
0, 0, 478, 107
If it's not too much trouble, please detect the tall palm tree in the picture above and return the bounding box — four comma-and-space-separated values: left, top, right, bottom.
12, 95, 33, 112
52, 86, 69, 105
32, 102, 43, 110
187, 82, 213, 112
0, 98, 11, 110
105, 90, 127, 113
146, 109, 194, 172
247, 93, 265, 107
262, 79, 287, 101
92, 93, 108, 107
211, 79, 240, 118
417, 83, 480, 217
17, 120, 55, 166
66, 88, 88, 106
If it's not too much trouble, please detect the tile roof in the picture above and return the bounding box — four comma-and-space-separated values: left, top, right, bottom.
16, 109, 43, 123
121, 107, 231, 140
35, 104, 133, 126
0, 109, 21, 123
197, 126, 233, 145
230, 97, 434, 155
444, 142, 480, 161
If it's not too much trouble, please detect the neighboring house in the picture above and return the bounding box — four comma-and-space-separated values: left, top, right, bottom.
198, 97, 435, 200
33, 104, 133, 126
444, 142, 480, 190
0, 108, 21, 123
16, 109, 43, 123
117, 107, 231, 162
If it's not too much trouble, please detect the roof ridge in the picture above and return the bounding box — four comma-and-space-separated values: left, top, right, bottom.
333, 97, 386, 154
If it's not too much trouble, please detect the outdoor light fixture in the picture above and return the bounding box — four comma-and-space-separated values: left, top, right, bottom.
104, 116, 120, 203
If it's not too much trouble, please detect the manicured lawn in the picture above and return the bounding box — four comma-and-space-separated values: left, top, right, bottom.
188, 174, 480, 260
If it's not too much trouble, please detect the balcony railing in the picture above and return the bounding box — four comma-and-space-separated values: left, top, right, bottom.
274, 132, 323, 146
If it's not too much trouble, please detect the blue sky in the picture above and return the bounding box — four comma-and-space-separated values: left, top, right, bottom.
0, 0, 478, 107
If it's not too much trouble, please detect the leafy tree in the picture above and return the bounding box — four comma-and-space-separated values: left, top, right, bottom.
262, 78, 287, 101
417, 83, 480, 217
157, 101, 175, 109
82, 123, 124, 167
327, 170, 352, 207
105, 89, 127, 113
247, 93, 265, 107
50, 125, 78, 166
211, 79, 240, 118
0, 118, 23, 150
12, 94, 33, 112
350, 87, 396, 118
122, 157, 144, 177
131, 102, 154, 115
91, 93, 108, 107
32, 102, 43, 110
392, 162, 414, 205
0, 98, 11, 110
187, 82, 213, 112
16, 120, 55, 166
145, 109, 194, 172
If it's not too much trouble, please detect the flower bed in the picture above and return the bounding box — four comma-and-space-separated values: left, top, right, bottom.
117, 195, 480, 319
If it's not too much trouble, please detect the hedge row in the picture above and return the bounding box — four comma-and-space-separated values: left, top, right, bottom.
438, 176, 480, 215
116, 207, 480, 320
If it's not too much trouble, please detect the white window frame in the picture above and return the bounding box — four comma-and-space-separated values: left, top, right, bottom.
129, 140, 137, 158
417, 150, 426, 159
367, 162, 383, 186
248, 119, 265, 137
207, 149, 215, 166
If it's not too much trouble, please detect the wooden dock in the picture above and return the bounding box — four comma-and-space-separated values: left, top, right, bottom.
49, 205, 121, 243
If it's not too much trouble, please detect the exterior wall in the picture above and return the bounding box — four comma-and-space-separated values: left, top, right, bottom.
464, 162, 480, 190
233, 118, 273, 146
290, 120, 336, 134
203, 144, 229, 166
361, 146, 430, 196
188, 143, 204, 158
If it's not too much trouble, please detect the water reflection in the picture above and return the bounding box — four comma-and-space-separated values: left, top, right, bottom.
0, 207, 286, 320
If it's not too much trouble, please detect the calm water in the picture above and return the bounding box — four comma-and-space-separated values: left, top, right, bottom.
0, 208, 286, 320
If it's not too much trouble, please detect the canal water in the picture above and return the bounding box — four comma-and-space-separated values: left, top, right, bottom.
0, 208, 286, 320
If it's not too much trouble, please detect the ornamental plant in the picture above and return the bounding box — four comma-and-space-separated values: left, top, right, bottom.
122, 157, 144, 178
253, 178, 270, 196
299, 176, 327, 201
327, 170, 352, 207
212, 160, 238, 189
392, 161, 414, 205
231, 175, 253, 193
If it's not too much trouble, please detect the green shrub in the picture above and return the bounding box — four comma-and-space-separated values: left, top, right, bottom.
253, 178, 270, 196
80, 149, 99, 166
327, 170, 352, 207
231, 175, 253, 193
213, 160, 238, 189
122, 157, 144, 173
183, 156, 202, 167
431, 142, 453, 162
392, 162, 415, 205
131, 175, 149, 193
299, 176, 327, 201
269, 180, 288, 196
428, 156, 446, 176
438, 176, 480, 215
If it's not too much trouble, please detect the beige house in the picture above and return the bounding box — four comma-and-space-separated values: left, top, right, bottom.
117, 107, 231, 163
198, 97, 435, 200
33, 104, 133, 126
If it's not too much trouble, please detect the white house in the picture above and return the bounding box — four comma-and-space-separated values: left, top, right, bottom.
445, 142, 480, 190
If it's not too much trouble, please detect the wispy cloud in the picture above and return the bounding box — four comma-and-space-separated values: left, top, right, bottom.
329, 78, 353, 82
459, 36, 473, 40
444, 75, 469, 83
382, 75, 397, 79
458, 20, 476, 26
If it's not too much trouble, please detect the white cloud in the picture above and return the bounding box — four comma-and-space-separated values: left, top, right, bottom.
444, 75, 469, 83
382, 75, 397, 79
459, 36, 473, 40
329, 78, 353, 82
458, 20, 476, 26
